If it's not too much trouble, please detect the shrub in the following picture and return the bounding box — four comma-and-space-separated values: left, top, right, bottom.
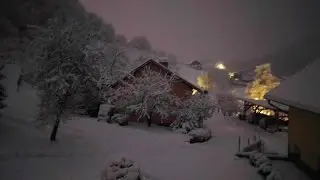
171, 93, 215, 133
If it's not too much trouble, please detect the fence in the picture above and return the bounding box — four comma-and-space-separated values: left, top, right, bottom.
237, 134, 262, 152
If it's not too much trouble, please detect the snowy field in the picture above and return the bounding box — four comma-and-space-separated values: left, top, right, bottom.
0, 111, 310, 180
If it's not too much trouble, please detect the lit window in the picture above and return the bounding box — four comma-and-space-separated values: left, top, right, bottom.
215, 62, 226, 70
192, 89, 198, 95
228, 72, 235, 78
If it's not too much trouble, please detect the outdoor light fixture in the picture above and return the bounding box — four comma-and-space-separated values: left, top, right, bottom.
215, 62, 226, 70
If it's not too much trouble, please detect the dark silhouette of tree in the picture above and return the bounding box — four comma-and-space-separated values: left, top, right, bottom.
128, 36, 152, 51
0, 64, 7, 117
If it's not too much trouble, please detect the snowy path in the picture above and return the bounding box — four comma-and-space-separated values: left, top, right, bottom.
0, 112, 310, 180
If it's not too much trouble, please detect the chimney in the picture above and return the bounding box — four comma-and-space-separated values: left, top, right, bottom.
159, 61, 169, 68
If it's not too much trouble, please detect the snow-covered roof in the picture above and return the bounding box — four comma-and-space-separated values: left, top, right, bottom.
265, 59, 320, 114
233, 95, 289, 111
112, 59, 203, 92
176, 64, 204, 89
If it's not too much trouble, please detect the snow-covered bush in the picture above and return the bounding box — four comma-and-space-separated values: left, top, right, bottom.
266, 170, 282, 180
98, 104, 115, 122
249, 151, 271, 167
109, 67, 179, 126
101, 157, 141, 180
249, 151, 263, 165
188, 128, 212, 143
0, 64, 7, 116
215, 93, 240, 116
110, 114, 130, 126
255, 155, 271, 167
258, 162, 273, 176
171, 93, 215, 133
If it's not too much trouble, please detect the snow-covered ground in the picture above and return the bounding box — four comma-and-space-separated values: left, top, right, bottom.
0, 64, 310, 180
0, 110, 310, 180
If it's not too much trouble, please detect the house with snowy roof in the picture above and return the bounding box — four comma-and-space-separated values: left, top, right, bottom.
264, 59, 320, 179
111, 59, 204, 125
187, 60, 203, 70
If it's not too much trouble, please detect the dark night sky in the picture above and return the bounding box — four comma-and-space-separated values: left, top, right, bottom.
82, 0, 317, 63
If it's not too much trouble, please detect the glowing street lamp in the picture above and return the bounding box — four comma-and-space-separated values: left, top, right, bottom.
215, 62, 226, 70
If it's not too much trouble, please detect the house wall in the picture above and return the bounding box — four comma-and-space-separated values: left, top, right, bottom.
288, 107, 320, 178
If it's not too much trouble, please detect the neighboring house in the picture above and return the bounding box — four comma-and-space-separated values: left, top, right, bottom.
111, 59, 203, 125
264, 59, 320, 180
187, 60, 203, 70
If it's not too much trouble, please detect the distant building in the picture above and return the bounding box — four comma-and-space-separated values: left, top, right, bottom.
265, 59, 320, 180
187, 60, 203, 70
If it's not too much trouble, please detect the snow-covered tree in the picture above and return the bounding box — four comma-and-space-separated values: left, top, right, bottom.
128, 36, 152, 51
246, 63, 280, 100
110, 67, 179, 127
24, 7, 116, 141
215, 93, 240, 116
206, 68, 231, 93
171, 93, 215, 132
0, 63, 7, 117
84, 41, 132, 103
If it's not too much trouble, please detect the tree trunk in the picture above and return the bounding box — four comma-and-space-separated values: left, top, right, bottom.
50, 115, 61, 141
50, 93, 68, 141
147, 112, 152, 127
147, 117, 151, 127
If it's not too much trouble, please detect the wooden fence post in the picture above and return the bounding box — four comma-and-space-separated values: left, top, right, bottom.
238, 136, 241, 152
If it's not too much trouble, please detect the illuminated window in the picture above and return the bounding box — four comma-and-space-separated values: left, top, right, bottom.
192, 89, 198, 95
215, 62, 226, 70
228, 72, 235, 78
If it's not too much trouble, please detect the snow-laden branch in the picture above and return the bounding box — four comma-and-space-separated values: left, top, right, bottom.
110, 66, 179, 120
22, 7, 118, 129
